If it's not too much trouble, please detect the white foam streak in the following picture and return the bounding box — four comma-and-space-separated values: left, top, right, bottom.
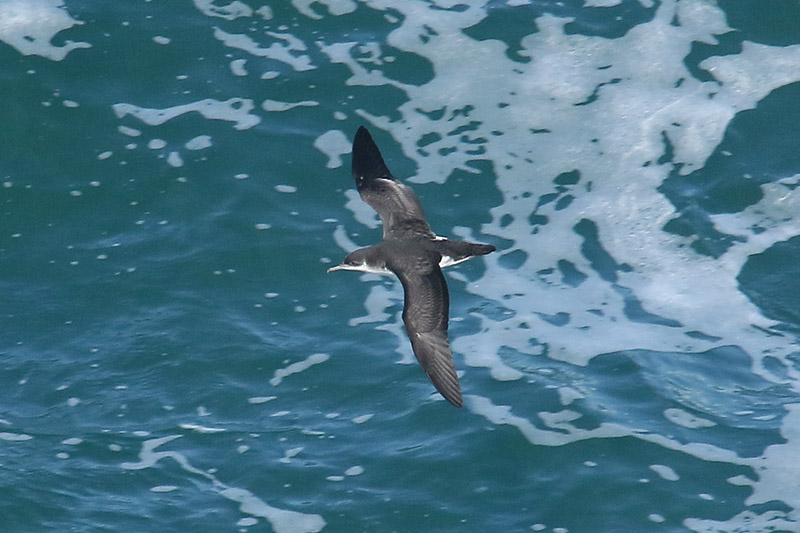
113, 99, 260, 130
179, 423, 226, 434
744, 404, 800, 508
122, 435, 326, 533
348, 285, 394, 326
214, 28, 315, 72
585, 0, 622, 6
263, 99, 319, 112
331, 224, 359, 253
341, 279, 415, 365
318, 41, 407, 89
685, 405, 800, 531
468, 395, 750, 466
650, 464, 680, 482
270, 353, 330, 386
343, 189, 380, 229
221, 487, 326, 533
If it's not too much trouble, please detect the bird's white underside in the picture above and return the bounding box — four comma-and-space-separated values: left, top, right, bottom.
327, 263, 392, 275
328, 248, 471, 275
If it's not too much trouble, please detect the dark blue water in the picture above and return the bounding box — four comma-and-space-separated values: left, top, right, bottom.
2, 0, 800, 531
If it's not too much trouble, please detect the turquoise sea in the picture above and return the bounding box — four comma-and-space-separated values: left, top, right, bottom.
2, 1, 800, 531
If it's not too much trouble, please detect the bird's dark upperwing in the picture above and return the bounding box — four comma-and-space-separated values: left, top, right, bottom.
352, 126, 429, 238
394, 260, 462, 407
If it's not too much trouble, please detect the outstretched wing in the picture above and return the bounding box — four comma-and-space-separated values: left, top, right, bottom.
352, 126, 430, 237
394, 260, 462, 407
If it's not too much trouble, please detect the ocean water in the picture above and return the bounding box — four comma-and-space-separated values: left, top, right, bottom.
2, 0, 800, 531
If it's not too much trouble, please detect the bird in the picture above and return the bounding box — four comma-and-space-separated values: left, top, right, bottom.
327, 126, 495, 408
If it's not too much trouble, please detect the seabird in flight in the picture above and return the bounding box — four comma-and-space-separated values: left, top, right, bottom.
328, 126, 495, 408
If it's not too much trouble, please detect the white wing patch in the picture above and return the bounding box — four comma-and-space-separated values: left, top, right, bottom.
439, 255, 473, 268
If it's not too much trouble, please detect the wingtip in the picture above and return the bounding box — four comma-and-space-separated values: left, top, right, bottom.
441, 383, 463, 408
431, 370, 463, 408
448, 394, 464, 408
430, 384, 462, 408
353, 125, 376, 156
352, 125, 392, 185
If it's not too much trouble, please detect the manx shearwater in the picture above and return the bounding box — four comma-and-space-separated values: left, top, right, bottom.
328, 126, 495, 408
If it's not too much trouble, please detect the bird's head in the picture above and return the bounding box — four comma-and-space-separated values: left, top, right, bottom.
327, 254, 365, 273
327, 248, 388, 274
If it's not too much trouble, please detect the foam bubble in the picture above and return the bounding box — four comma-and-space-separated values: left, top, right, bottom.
118, 126, 141, 137
344, 465, 364, 476
230, 58, 247, 76
0, 432, 32, 441
248, 396, 276, 404
351, 414, 373, 424
313, 129, 351, 169
167, 152, 183, 167
279, 446, 303, 463
185, 135, 212, 150
650, 464, 680, 482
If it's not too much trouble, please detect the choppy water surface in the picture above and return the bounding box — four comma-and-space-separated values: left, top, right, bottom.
2, 1, 800, 531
